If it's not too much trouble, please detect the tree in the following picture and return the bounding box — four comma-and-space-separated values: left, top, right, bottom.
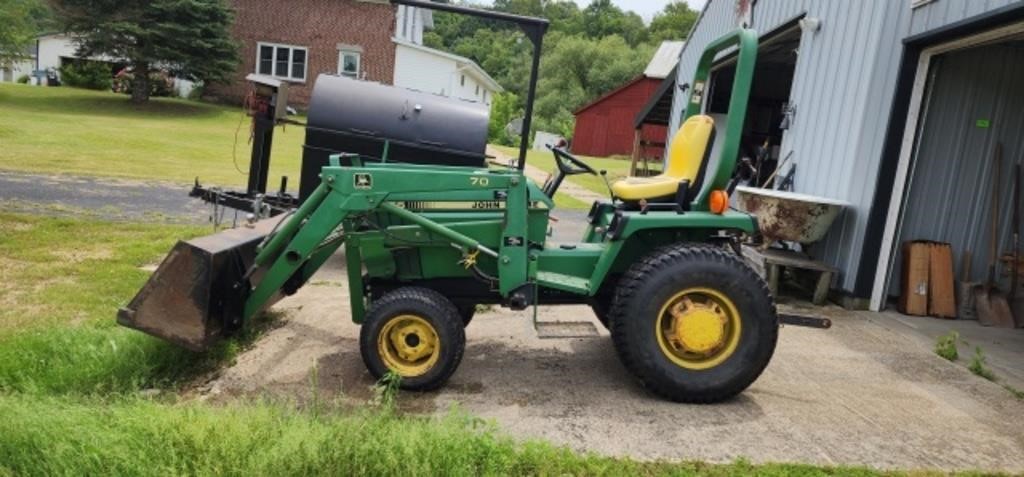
0, 0, 50, 66
534, 34, 652, 138
579, 0, 647, 46
48, 0, 238, 103
649, 1, 699, 42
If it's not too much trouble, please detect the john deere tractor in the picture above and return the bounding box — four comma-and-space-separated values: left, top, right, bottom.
119, 1, 780, 403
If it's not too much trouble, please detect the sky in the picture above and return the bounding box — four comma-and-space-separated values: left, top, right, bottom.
569, 0, 708, 22
475, 1, 709, 24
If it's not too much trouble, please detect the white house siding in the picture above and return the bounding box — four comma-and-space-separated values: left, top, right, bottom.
37, 35, 80, 73
1, 60, 34, 82
393, 43, 495, 105
668, 0, 1021, 292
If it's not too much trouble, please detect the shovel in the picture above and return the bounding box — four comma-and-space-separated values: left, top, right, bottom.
974, 143, 1016, 328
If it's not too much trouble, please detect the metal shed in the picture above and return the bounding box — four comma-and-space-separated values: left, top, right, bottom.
667, 0, 1024, 310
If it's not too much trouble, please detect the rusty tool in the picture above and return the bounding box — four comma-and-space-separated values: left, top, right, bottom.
975, 143, 1015, 328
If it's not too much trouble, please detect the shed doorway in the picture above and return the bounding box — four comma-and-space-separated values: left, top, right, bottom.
704, 23, 801, 188
878, 25, 1024, 309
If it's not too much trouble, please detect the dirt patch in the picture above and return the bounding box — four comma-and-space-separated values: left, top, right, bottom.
51, 248, 115, 263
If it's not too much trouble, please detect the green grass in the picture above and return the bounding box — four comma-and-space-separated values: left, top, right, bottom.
0, 83, 304, 187
967, 347, 996, 381
492, 144, 633, 196
0, 213, 263, 395
933, 331, 959, 362
0, 394, 922, 477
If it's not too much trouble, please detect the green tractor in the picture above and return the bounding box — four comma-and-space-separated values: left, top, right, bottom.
119, 1, 780, 403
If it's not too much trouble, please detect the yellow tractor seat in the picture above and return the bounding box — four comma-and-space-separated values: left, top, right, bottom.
612, 115, 716, 202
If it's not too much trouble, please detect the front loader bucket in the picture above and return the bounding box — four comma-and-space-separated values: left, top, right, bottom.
117, 216, 286, 351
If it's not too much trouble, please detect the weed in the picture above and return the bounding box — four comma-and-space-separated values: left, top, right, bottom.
374, 371, 402, 411
474, 304, 495, 314
934, 331, 959, 361
968, 347, 996, 381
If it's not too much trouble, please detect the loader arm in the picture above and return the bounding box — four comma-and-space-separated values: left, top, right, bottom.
241, 160, 534, 323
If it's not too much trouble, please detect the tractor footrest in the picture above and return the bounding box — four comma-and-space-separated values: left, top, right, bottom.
535, 321, 600, 339
536, 271, 589, 294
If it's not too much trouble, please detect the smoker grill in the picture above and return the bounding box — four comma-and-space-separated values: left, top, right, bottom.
299, 75, 489, 200
192, 74, 491, 215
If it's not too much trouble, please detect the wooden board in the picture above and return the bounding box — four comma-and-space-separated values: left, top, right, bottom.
927, 243, 957, 318
898, 241, 930, 316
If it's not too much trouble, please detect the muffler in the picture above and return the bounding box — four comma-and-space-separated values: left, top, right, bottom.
117, 216, 286, 351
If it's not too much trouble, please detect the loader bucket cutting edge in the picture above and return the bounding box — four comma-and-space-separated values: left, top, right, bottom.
117, 216, 287, 352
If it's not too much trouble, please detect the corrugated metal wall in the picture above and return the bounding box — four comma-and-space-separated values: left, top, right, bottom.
669, 0, 1021, 292
910, 0, 1021, 35
889, 43, 1024, 295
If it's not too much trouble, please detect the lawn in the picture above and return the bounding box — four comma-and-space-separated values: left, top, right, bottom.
0, 212, 924, 476
0, 84, 612, 210
0, 83, 305, 187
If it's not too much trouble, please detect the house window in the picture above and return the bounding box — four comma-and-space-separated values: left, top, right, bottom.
257, 42, 307, 82
460, 75, 465, 86
475, 84, 480, 96
339, 51, 360, 78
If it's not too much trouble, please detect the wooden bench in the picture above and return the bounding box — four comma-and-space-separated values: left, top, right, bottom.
741, 245, 837, 305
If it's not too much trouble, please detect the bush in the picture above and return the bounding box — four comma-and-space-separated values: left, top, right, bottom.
16, 74, 30, 84
59, 61, 113, 91
113, 68, 177, 98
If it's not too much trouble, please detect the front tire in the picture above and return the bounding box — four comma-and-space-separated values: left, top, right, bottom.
360, 287, 466, 391
609, 244, 777, 403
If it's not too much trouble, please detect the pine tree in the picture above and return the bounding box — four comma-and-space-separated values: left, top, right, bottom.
48, 0, 238, 103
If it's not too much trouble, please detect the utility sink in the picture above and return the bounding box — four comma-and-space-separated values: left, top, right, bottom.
734, 186, 849, 245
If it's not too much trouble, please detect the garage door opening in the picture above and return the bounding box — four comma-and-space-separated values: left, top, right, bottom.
874, 22, 1024, 310
705, 24, 801, 188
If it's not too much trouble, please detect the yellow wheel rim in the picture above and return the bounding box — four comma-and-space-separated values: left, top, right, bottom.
655, 287, 742, 370
377, 314, 441, 377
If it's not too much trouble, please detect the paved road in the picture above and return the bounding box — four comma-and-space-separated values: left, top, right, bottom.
0, 171, 211, 224
0, 171, 590, 236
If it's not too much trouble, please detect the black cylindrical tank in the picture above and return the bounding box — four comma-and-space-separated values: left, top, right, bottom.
300, 75, 489, 200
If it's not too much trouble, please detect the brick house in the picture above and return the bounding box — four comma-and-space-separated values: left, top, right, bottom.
209, 0, 397, 106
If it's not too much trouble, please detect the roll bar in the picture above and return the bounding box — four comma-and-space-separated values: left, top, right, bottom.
684, 28, 758, 210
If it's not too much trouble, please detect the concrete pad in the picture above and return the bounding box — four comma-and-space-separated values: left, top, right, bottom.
200, 257, 1024, 472
881, 310, 1024, 390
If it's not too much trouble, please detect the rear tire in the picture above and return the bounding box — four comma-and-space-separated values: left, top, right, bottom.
360, 287, 466, 391
609, 244, 777, 403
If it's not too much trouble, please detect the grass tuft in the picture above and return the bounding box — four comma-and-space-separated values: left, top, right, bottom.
967, 347, 996, 381
933, 331, 959, 361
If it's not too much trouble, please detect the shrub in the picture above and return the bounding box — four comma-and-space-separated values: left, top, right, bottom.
16, 74, 30, 84
59, 61, 113, 91
113, 68, 177, 98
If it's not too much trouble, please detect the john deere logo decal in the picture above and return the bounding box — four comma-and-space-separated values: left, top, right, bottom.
354, 173, 373, 189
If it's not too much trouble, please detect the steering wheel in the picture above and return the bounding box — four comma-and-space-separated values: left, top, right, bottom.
542, 145, 597, 197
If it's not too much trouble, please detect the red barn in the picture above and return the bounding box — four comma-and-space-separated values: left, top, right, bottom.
571, 77, 667, 157
571, 41, 683, 158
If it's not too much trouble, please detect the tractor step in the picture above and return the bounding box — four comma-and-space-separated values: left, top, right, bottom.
535, 321, 600, 339
536, 271, 590, 294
